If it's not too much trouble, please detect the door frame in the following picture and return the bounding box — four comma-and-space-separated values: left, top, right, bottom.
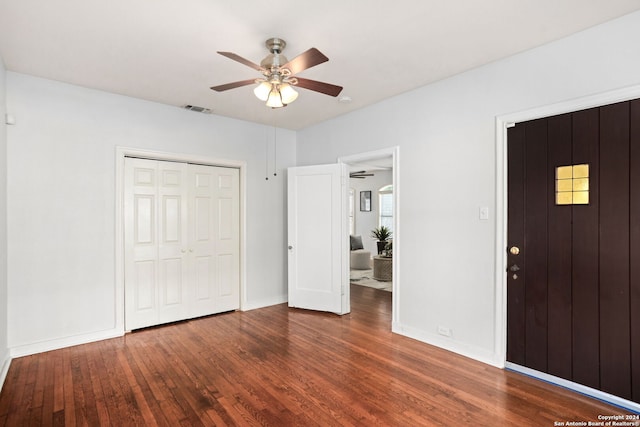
338, 146, 400, 327
115, 146, 247, 333
495, 85, 640, 411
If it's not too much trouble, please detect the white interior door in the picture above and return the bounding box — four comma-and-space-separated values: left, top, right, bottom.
125, 158, 240, 330
189, 164, 240, 317
124, 158, 189, 329
287, 163, 348, 314
124, 158, 158, 329
157, 161, 189, 324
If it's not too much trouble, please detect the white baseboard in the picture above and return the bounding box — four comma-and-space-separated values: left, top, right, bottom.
242, 295, 287, 311
0, 352, 11, 392
9, 328, 124, 358
391, 322, 502, 368
506, 362, 640, 414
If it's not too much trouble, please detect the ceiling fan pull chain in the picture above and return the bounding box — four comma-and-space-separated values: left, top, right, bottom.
273, 124, 277, 177
265, 126, 269, 181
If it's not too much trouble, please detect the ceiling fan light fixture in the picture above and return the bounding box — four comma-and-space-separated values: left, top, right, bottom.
253, 81, 271, 101
279, 83, 298, 104
266, 87, 284, 108
212, 38, 343, 108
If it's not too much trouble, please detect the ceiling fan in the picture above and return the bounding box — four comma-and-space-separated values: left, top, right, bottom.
211, 37, 343, 108
349, 171, 374, 179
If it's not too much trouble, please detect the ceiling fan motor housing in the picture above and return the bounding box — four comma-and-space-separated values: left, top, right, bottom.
260, 38, 289, 73
265, 37, 286, 53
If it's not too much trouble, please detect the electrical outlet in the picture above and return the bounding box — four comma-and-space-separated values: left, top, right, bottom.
437, 326, 452, 337
479, 206, 489, 220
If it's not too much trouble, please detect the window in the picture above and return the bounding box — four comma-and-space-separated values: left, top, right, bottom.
349, 188, 355, 235
556, 164, 589, 205
378, 185, 393, 232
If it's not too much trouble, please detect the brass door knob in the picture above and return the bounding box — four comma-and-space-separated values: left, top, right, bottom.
509, 246, 520, 255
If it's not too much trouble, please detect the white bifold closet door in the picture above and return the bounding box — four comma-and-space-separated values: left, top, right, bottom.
124, 157, 240, 330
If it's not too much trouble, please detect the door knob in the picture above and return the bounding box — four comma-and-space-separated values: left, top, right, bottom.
509, 246, 520, 255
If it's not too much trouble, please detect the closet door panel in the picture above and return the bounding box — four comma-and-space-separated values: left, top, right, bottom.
161, 258, 183, 305
134, 260, 156, 311
188, 165, 240, 315
194, 255, 213, 301
189, 166, 220, 317
125, 158, 159, 330
218, 254, 234, 297
157, 162, 188, 324
214, 168, 240, 311
217, 197, 234, 298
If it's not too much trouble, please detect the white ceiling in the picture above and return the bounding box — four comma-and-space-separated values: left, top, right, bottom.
1, 1, 640, 130
348, 158, 393, 173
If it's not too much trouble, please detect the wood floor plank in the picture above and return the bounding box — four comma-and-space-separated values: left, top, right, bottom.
124, 343, 175, 426
0, 285, 633, 426
60, 349, 75, 426
52, 351, 65, 415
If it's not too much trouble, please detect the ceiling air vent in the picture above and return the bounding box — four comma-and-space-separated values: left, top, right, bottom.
181, 105, 213, 114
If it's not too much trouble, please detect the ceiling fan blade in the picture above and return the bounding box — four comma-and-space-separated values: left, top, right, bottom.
293, 77, 343, 97
281, 48, 328, 75
218, 51, 265, 72
210, 79, 257, 92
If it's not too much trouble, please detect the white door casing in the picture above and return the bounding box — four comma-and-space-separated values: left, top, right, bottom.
124, 157, 240, 330
287, 163, 348, 314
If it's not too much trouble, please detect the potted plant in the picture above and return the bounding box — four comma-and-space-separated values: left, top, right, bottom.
371, 226, 392, 255
383, 240, 393, 258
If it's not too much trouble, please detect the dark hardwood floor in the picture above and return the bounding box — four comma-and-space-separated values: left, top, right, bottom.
0, 284, 630, 426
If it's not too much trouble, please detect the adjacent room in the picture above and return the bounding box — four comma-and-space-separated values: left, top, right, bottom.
0, 0, 639, 423
348, 157, 394, 293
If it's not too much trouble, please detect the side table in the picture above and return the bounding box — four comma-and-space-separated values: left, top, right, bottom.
373, 256, 392, 281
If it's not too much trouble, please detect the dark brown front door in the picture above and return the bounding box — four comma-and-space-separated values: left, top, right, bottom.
507, 100, 640, 404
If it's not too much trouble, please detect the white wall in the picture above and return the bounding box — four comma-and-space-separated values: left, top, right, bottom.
349, 171, 392, 256
297, 11, 640, 365
0, 56, 9, 383
6, 73, 295, 354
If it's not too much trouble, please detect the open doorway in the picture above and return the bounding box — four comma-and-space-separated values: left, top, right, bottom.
339, 147, 399, 325
347, 162, 393, 290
